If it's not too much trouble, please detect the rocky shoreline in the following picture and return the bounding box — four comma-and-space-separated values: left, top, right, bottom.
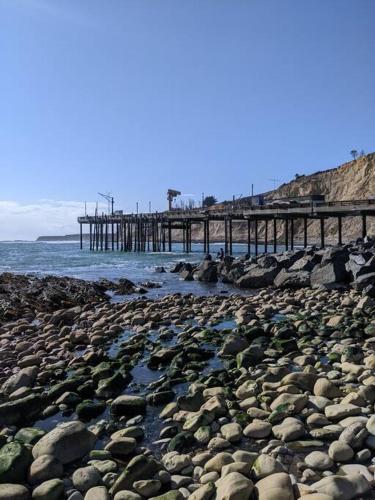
0, 268, 375, 499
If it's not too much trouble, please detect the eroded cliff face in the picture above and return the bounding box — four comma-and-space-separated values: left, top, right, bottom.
189, 153, 375, 246
266, 152, 375, 202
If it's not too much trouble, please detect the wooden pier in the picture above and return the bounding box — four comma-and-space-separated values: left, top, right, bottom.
78, 199, 375, 254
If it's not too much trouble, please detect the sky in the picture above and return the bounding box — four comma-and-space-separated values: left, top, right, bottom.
1, 0, 375, 240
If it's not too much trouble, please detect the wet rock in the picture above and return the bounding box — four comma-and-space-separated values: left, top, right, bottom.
187, 482, 215, 500
29, 454, 64, 485
32, 478, 64, 500
113, 492, 141, 500
305, 451, 333, 470
1, 366, 38, 395
0, 441, 30, 483
255, 472, 294, 500
149, 492, 183, 500
32, 421, 97, 465
270, 393, 308, 414
162, 453, 191, 473
220, 423, 242, 443
110, 455, 160, 495
0, 394, 42, 425
313, 378, 341, 399
204, 453, 233, 474
328, 441, 354, 462
243, 420, 272, 439
216, 471, 253, 500
111, 395, 146, 417
15, 427, 46, 445
104, 437, 137, 458
76, 400, 106, 421
339, 422, 368, 449
325, 404, 361, 421
167, 431, 194, 452
72, 466, 102, 493
311, 473, 371, 500
251, 454, 284, 479
0, 483, 30, 500
84, 486, 110, 500
133, 479, 161, 497
272, 417, 305, 441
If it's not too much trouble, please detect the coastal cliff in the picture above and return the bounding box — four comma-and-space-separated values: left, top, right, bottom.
190, 152, 375, 245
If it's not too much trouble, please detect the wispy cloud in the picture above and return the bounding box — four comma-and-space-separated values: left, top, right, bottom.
0, 199, 106, 241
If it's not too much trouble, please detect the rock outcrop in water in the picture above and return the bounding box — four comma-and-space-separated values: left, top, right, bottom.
0, 275, 375, 498
0, 274, 153, 325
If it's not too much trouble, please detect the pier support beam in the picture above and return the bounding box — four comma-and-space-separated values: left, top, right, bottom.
255, 219, 258, 256
203, 221, 207, 253
224, 219, 228, 255
206, 219, 210, 254
264, 220, 268, 253
182, 221, 186, 253
273, 219, 277, 253
362, 214, 367, 239
303, 217, 308, 248
168, 221, 172, 252
285, 219, 289, 250
247, 219, 251, 255
290, 219, 294, 251
338, 216, 342, 245
229, 219, 233, 255
80, 223, 83, 250
320, 218, 325, 248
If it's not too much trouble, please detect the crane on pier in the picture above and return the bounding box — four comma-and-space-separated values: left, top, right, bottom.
98, 192, 114, 215
167, 189, 181, 211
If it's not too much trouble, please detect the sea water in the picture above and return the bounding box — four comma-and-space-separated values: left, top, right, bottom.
0, 240, 283, 297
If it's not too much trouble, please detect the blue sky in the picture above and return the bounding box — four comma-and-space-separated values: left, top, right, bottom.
1, 0, 375, 239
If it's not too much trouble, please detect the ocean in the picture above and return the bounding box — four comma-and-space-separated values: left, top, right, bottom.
0, 240, 280, 297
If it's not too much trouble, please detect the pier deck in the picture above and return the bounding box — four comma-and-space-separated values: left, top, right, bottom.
78, 199, 375, 254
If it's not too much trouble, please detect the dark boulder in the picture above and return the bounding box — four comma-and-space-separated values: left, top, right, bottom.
170, 262, 185, 273
310, 260, 349, 287
288, 254, 321, 272
236, 266, 281, 288
193, 260, 218, 283
179, 263, 195, 281
274, 269, 311, 288
155, 266, 166, 273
